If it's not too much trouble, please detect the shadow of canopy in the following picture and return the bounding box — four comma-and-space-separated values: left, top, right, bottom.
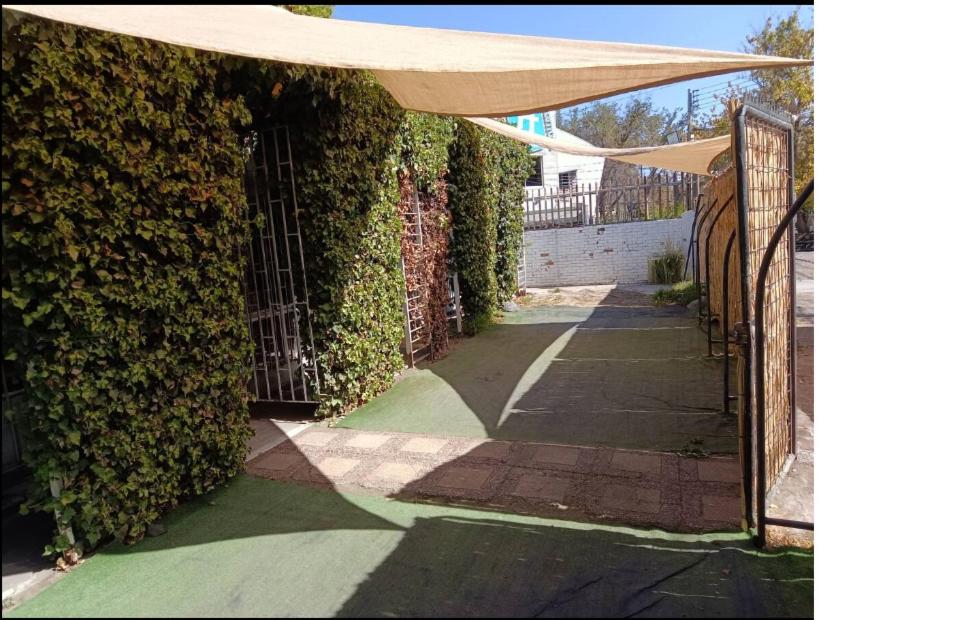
345, 287, 737, 452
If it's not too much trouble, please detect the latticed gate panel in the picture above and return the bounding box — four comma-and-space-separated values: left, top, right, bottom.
241, 126, 319, 403
737, 107, 796, 493
699, 166, 741, 338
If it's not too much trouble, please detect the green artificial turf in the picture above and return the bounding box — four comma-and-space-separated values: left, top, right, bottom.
9, 475, 812, 618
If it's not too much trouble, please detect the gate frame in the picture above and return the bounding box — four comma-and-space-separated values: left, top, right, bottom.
753, 180, 815, 546
732, 99, 813, 545
242, 125, 320, 404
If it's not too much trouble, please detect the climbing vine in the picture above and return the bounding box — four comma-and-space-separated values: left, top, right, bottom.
2, 16, 253, 554
447, 121, 531, 331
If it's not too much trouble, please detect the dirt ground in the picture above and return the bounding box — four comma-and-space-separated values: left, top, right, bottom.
517, 283, 661, 308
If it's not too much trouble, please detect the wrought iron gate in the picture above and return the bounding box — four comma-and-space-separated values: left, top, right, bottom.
241, 126, 319, 403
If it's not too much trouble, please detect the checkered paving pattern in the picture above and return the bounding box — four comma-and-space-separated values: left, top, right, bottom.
247, 426, 743, 533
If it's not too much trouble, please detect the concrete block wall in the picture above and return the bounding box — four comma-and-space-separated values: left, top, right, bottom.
523, 210, 693, 287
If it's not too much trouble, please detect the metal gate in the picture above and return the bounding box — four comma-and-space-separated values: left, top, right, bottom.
694, 98, 814, 545
241, 126, 319, 403
732, 99, 813, 544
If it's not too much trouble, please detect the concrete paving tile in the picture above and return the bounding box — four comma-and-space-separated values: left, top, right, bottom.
400, 437, 447, 454
469, 441, 512, 460
701, 494, 742, 522
697, 459, 741, 483
508, 473, 570, 503
610, 451, 661, 474
532, 445, 581, 466
293, 431, 337, 448
254, 451, 304, 472
345, 433, 392, 450
600, 484, 661, 514
436, 466, 493, 490
313, 457, 360, 479
366, 462, 421, 484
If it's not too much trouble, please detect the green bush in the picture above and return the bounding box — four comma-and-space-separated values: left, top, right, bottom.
648, 241, 686, 284
652, 281, 701, 306
446, 121, 498, 334
0, 5, 530, 557
447, 122, 531, 331
290, 71, 406, 416
398, 111, 455, 194
2, 16, 253, 553
491, 140, 533, 305
280, 4, 334, 18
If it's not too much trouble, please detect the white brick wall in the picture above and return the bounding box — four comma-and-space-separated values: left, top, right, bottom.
523, 210, 694, 287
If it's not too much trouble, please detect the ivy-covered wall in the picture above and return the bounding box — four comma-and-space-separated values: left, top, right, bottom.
447, 121, 531, 332
1, 6, 531, 557
1, 17, 253, 553
447, 121, 499, 334
397, 112, 455, 360
229, 63, 462, 416
491, 138, 533, 304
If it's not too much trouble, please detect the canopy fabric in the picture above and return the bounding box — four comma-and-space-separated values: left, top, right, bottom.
467, 117, 730, 176
4, 4, 812, 117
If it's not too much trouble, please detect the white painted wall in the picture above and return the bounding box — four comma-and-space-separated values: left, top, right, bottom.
522, 210, 694, 287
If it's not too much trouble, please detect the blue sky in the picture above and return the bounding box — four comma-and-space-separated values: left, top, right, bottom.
334, 4, 813, 119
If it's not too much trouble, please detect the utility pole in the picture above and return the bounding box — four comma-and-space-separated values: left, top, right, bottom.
686, 88, 694, 210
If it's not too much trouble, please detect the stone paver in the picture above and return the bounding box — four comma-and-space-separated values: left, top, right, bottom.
293, 431, 336, 447
610, 450, 662, 474
255, 451, 303, 472
601, 484, 660, 513
702, 495, 741, 522
469, 441, 512, 460
345, 433, 392, 450
509, 473, 570, 503
532, 445, 581, 466
366, 462, 421, 484
246, 426, 743, 532
436, 466, 493, 490
400, 437, 447, 454
697, 459, 741, 483
312, 457, 360, 479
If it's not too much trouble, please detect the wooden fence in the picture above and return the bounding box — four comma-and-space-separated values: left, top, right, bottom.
523, 171, 702, 230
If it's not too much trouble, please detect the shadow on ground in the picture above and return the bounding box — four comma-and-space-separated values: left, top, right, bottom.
6, 288, 798, 616
340, 287, 737, 453
7, 476, 812, 618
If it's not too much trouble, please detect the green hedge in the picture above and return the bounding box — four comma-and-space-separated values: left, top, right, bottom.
447, 121, 499, 334
2, 17, 253, 553
1, 6, 531, 557
287, 70, 406, 416
447, 122, 531, 331
399, 111, 455, 194
491, 138, 532, 304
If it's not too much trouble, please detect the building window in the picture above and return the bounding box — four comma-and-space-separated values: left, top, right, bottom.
558, 170, 577, 191
525, 156, 544, 187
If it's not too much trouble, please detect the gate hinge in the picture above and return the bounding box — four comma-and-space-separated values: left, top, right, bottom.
732, 322, 751, 348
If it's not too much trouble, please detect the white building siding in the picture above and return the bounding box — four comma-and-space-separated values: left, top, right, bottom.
523, 112, 605, 199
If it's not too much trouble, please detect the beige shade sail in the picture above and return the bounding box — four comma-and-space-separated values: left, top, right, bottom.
467, 117, 730, 176
4, 4, 811, 117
